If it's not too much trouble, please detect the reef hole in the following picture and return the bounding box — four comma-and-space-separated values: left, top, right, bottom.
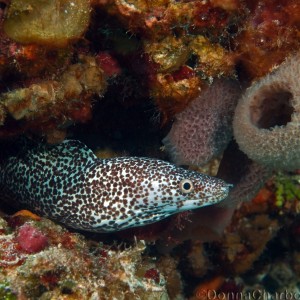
250, 88, 294, 129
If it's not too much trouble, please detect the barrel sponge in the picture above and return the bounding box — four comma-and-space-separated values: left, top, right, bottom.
163, 79, 241, 166
233, 53, 300, 171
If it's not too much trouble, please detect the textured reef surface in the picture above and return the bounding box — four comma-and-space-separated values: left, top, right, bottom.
0, 0, 300, 298
0, 212, 169, 299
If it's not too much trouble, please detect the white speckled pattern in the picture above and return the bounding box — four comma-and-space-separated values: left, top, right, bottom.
0, 140, 230, 232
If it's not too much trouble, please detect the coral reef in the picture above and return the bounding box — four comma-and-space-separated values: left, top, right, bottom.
144, 36, 189, 74
0, 0, 300, 298
149, 65, 203, 121
233, 53, 300, 171
235, 0, 300, 81
163, 79, 241, 166
94, 0, 239, 120
156, 255, 183, 299
0, 213, 169, 299
185, 176, 300, 298
146, 34, 236, 121
0, 40, 72, 79
0, 55, 107, 139
218, 175, 299, 276
218, 213, 279, 274
94, 0, 243, 40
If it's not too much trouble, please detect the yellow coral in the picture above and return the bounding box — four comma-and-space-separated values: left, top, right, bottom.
144, 37, 189, 73
190, 36, 235, 78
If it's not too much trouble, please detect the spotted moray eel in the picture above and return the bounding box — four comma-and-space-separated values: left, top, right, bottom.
0, 140, 231, 232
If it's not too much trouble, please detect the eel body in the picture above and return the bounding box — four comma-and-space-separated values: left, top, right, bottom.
0, 140, 231, 232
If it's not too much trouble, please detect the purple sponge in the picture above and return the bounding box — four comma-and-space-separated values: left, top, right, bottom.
163, 79, 241, 166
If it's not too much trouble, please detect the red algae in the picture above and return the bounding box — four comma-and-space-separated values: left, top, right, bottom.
144, 268, 160, 284
96, 52, 122, 77
16, 224, 48, 254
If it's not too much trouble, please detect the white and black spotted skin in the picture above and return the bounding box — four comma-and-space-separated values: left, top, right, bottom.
0, 140, 231, 232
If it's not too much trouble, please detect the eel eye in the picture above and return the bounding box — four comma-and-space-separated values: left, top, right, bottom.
179, 179, 194, 194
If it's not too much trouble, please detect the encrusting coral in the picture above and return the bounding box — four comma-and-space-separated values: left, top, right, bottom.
146, 33, 237, 121
94, 0, 243, 40
217, 213, 279, 274
144, 36, 189, 74
163, 79, 241, 166
149, 66, 203, 121
233, 52, 300, 171
94, 0, 239, 121
0, 55, 107, 139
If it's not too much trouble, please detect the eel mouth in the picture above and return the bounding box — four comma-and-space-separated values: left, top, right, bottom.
214, 183, 232, 201
179, 185, 231, 211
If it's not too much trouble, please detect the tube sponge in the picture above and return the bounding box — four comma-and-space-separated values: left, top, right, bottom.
233, 53, 300, 171
163, 79, 241, 166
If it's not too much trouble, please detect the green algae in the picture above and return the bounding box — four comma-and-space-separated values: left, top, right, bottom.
274, 172, 300, 207
0, 282, 16, 300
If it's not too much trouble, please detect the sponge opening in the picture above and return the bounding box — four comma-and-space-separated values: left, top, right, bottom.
250, 87, 294, 129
